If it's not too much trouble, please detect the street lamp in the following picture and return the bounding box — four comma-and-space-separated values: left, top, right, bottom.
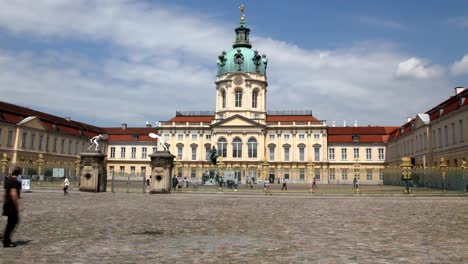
401, 157, 412, 194
440, 157, 447, 195
354, 158, 360, 193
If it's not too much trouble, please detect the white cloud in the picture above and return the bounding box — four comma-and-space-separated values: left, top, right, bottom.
451, 54, 468, 75
395, 58, 444, 79
0, 0, 454, 127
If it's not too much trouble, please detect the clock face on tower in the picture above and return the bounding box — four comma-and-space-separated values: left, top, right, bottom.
233, 76, 243, 85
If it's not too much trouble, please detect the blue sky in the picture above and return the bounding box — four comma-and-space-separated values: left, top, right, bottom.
0, 0, 467, 127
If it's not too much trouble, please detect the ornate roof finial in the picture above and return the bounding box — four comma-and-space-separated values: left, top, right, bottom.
239, 3, 245, 22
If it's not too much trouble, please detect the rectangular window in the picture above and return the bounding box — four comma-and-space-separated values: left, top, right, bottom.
314, 168, 320, 180
283, 169, 290, 180
205, 146, 211, 160
353, 148, 359, 159
459, 120, 464, 143
0, 128, 2, 146
75, 141, 78, 155
53, 138, 58, 152
299, 147, 305, 161
329, 148, 335, 160
299, 168, 305, 181
444, 125, 448, 146
205, 134, 211, 140
191, 168, 196, 179
130, 166, 136, 175
298, 134, 305, 140
21, 132, 27, 148
341, 168, 348, 180
341, 148, 347, 160
438, 127, 442, 148
164, 134, 171, 139
191, 146, 197, 160
110, 147, 115, 158
142, 147, 147, 158
269, 134, 275, 140
329, 168, 335, 180
152, 147, 157, 153
283, 134, 290, 140
379, 169, 384, 181
314, 134, 320, 139
82, 143, 85, 153
177, 146, 183, 160
314, 147, 320, 161
109, 166, 114, 177
141, 166, 146, 177
366, 148, 372, 160
284, 147, 290, 161
39, 135, 44, 150
121, 147, 126, 158
432, 129, 436, 148
120, 166, 125, 176
131, 147, 136, 158
61, 139, 65, 153
367, 169, 373, 181
30, 134, 36, 149
423, 132, 427, 150
177, 134, 184, 140
68, 140, 72, 154
378, 148, 384, 160
7, 130, 14, 147
269, 146, 275, 161
191, 134, 197, 140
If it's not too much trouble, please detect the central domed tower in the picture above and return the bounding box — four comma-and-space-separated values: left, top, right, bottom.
214, 5, 268, 123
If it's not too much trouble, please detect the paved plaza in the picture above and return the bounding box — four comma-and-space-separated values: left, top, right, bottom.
1, 190, 467, 264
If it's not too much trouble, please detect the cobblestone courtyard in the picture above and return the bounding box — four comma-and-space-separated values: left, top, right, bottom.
1, 191, 467, 263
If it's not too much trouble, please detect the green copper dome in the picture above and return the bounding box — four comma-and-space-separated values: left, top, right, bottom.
217, 21, 268, 76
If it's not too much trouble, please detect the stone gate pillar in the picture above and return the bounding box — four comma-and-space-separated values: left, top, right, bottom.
149, 151, 175, 193
79, 152, 107, 192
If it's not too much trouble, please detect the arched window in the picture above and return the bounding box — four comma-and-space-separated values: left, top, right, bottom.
235, 90, 242, 107
217, 138, 227, 158
232, 138, 243, 158
221, 90, 226, 108
252, 90, 258, 108
247, 138, 258, 158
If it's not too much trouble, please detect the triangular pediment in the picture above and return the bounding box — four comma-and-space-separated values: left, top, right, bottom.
16, 116, 47, 130
211, 114, 264, 128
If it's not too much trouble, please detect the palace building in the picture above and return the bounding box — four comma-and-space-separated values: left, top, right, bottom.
157, 10, 395, 184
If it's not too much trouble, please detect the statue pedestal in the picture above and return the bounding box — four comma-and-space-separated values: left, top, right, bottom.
79, 151, 107, 192
149, 151, 175, 194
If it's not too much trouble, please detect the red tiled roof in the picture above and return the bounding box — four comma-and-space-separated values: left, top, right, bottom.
266, 115, 319, 122
328, 127, 398, 135
167, 116, 214, 122
328, 135, 390, 143
102, 127, 158, 135
0, 101, 104, 136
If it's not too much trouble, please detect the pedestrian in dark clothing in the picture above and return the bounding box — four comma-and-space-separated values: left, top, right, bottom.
171, 175, 179, 191
281, 179, 287, 191
3, 166, 21, 247
312, 179, 317, 189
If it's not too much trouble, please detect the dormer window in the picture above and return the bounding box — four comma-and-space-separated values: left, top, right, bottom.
438, 108, 444, 116
352, 135, 360, 143
459, 97, 466, 107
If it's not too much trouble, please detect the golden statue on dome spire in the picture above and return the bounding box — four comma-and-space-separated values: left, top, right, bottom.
239, 3, 245, 22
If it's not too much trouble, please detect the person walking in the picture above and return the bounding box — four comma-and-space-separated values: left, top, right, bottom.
62, 176, 70, 195
145, 177, 151, 194
171, 175, 179, 191
281, 178, 287, 191
312, 179, 317, 189
3, 166, 21, 247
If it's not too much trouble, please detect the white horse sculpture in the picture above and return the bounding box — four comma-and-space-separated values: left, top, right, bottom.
149, 133, 168, 152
